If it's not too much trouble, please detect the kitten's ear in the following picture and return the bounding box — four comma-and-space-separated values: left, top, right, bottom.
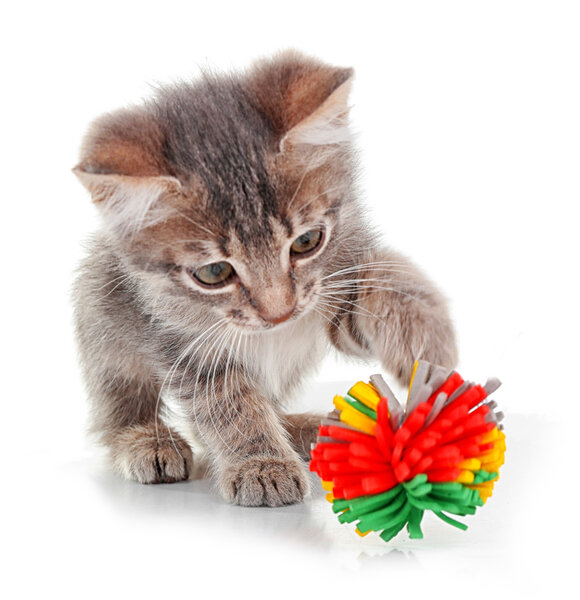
281, 76, 353, 153
248, 50, 354, 156
73, 108, 181, 235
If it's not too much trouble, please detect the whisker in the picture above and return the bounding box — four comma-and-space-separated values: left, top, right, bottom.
219, 329, 252, 443
206, 325, 251, 457
173, 320, 227, 406
311, 305, 339, 328
188, 322, 232, 449
187, 322, 229, 405
98, 275, 133, 300
321, 260, 414, 281
156, 318, 227, 444
191, 322, 250, 458
322, 269, 417, 283
316, 297, 390, 323
294, 184, 348, 216
172, 209, 220, 238
94, 273, 131, 292
286, 159, 314, 212
320, 282, 428, 305
204, 326, 235, 452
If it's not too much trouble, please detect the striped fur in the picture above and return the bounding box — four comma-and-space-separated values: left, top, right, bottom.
73, 51, 457, 506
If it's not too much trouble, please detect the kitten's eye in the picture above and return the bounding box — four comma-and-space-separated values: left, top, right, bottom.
192, 261, 235, 286
291, 228, 324, 256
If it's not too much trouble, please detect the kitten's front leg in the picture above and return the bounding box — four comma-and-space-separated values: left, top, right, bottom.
177, 373, 309, 507
327, 247, 458, 384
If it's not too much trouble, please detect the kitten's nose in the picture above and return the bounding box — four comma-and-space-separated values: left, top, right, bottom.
262, 304, 296, 325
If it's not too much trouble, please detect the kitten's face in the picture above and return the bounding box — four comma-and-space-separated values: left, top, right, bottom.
134, 164, 352, 332
75, 51, 371, 332
177, 218, 331, 331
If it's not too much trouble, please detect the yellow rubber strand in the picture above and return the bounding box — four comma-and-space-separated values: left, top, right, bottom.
348, 382, 381, 411
339, 406, 377, 435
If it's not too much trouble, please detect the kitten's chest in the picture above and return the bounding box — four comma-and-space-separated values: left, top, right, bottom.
244, 312, 327, 401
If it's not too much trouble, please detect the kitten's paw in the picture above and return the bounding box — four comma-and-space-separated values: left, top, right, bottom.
110, 423, 194, 484
407, 314, 457, 381
381, 305, 458, 385
220, 456, 310, 507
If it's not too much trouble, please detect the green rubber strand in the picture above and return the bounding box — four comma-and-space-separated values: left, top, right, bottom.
406, 494, 442, 513
429, 482, 470, 498
338, 509, 357, 524
433, 510, 469, 531
472, 470, 498, 484
430, 482, 464, 492
355, 489, 407, 528
407, 507, 425, 539
343, 394, 378, 420
359, 500, 412, 533
332, 498, 351, 513
407, 483, 433, 497
346, 486, 404, 517
404, 474, 429, 490
379, 519, 408, 542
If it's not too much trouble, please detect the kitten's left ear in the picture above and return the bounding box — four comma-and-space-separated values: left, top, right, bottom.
281, 74, 353, 154
248, 50, 354, 157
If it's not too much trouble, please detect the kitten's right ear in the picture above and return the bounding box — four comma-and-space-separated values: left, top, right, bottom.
73, 108, 181, 235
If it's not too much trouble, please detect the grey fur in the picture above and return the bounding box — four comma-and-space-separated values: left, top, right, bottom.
73, 50, 458, 505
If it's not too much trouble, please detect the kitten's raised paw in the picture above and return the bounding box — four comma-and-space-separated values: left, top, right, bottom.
220, 456, 310, 507
110, 423, 194, 484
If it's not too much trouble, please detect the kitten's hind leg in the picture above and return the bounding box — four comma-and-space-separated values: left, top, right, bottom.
281, 412, 323, 462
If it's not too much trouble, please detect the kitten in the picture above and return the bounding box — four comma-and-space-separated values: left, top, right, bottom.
73, 50, 457, 507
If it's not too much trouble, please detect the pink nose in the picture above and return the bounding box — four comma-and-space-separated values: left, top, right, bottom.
263, 305, 296, 325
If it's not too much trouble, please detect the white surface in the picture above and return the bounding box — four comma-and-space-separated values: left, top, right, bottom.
2, 1, 579, 597
5, 388, 573, 598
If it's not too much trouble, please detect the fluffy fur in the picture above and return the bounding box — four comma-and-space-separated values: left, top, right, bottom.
73, 50, 457, 506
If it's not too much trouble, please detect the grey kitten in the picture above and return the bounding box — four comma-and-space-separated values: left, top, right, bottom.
73, 50, 457, 507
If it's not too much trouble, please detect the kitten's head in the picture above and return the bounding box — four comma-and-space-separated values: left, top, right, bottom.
75, 51, 375, 332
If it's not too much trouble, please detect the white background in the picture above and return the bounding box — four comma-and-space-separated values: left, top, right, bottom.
2, 1, 578, 598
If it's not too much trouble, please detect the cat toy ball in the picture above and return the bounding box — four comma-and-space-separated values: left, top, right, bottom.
309, 360, 506, 542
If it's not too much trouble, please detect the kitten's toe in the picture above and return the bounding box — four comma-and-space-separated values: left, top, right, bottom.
220, 456, 310, 507
110, 423, 193, 484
